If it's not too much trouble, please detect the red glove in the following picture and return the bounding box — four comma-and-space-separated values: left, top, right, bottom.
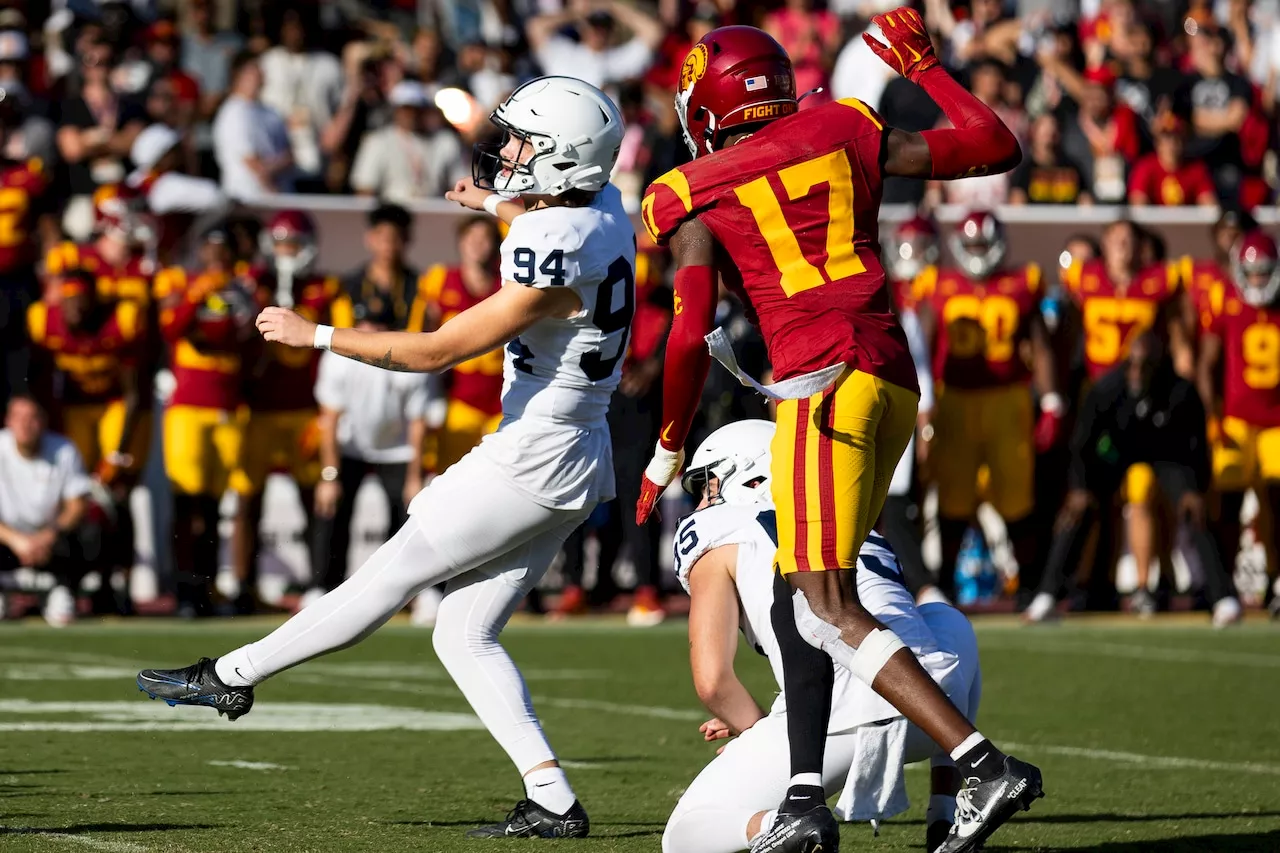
95, 459, 119, 486
636, 444, 685, 525
1034, 393, 1066, 452
862, 8, 940, 84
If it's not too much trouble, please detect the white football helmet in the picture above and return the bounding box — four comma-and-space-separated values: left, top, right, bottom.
473, 76, 624, 196
682, 420, 776, 508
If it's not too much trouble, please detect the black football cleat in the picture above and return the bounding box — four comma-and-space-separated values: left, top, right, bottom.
136, 657, 254, 721
466, 799, 590, 839
933, 756, 1044, 853
750, 805, 840, 853
926, 820, 953, 853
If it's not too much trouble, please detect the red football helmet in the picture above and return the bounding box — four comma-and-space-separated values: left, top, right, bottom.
676, 26, 797, 158
260, 209, 319, 285
950, 210, 1007, 279
887, 215, 940, 283
1231, 230, 1280, 308
93, 183, 153, 247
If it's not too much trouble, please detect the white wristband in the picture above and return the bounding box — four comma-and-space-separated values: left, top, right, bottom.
482, 194, 503, 217
313, 324, 335, 350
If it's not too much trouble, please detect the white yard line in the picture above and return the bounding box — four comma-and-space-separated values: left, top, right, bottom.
207, 760, 292, 771
1003, 742, 1280, 776
3, 830, 151, 853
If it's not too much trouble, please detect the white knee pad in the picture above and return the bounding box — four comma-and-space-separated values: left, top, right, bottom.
791, 590, 906, 685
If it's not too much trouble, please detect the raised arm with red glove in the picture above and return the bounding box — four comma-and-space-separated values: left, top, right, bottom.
636, 221, 718, 525
867, 7, 1022, 181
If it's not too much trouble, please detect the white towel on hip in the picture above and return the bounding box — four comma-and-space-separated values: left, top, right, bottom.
833, 716, 911, 828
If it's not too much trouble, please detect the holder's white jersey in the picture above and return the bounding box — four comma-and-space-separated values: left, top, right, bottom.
674, 503, 961, 732
499, 183, 636, 428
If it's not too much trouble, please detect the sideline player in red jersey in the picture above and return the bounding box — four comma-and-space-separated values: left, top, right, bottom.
637, 12, 1042, 853
914, 211, 1063, 601
1198, 231, 1280, 620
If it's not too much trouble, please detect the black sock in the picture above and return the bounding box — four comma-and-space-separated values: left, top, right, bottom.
955, 738, 1008, 783
771, 570, 833, 814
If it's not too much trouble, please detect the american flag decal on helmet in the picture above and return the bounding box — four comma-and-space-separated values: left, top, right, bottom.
744, 75, 768, 91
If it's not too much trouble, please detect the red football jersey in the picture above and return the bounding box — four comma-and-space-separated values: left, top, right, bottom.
244, 268, 354, 412
45, 240, 156, 306
27, 299, 143, 404
1064, 259, 1179, 380
641, 98, 916, 391
916, 264, 1042, 389
418, 264, 504, 416
156, 266, 257, 411
1209, 294, 1280, 428
627, 249, 673, 368
1127, 154, 1215, 206
1180, 256, 1229, 333
0, 158, 49, 274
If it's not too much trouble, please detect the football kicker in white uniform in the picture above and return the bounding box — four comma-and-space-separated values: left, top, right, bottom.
664, 421, 982, 853
135, 76, 633, 840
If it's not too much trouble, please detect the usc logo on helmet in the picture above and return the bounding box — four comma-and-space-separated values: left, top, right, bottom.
680, 43, 708, 93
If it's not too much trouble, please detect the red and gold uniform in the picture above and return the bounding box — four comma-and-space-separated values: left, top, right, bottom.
1180, 256, 1230, 333
915, 264, 1041, 519
643, 97, 918, 575
44, 240, 156, 308
26, 297, 147, 472
417, 264, 504, 473
0, 158, 50, 280
1065, 259, 1181, 501
1064, 259, 1181, 381
155, 266, 257, 495
232, 270, 353, 494
1206, 295, 1280, 489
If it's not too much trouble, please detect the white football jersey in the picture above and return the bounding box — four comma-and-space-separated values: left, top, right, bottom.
498, 183, 636, 428
674, 504, 960, 732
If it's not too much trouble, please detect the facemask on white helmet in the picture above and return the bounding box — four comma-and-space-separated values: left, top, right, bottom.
472, 76, 624, 197
682, 419, 776, 508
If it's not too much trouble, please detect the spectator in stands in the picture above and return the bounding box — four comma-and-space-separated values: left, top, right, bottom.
350, 81, 464, 205
321, 42, 398, 193
307, 300, 435, 606
1024, 332, 1242, 627
1112, 19, 1182, 123
182, 0, 243, 111
212, 51, 294, 199
144, 20, 201, 127
1050, 65, 1142, 203
1128, 113, 1218, 207
1010, 113, 1090, 205
928, 60, 1017, 208
0, 394, 95, 627
0, 26, 56, 166
259, 9, 344, 187
56, 37, 148, 239
341, 204, 424, 333
763, 0, 840, 106
526, 0, 664, 92
1179, 23, 1251, 203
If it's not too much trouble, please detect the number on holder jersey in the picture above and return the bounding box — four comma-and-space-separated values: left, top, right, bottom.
579, 256, 634, 382
733, 150, 867, 298
512, 247, 567, 287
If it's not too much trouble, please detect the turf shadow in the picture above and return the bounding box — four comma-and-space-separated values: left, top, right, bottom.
0, 769, 66, 776
1068, 829, 1280, 852
143, 790, 234, 796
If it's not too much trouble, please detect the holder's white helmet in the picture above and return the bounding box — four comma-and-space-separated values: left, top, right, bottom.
682, 420, 776, 508
473, 76, 624, 197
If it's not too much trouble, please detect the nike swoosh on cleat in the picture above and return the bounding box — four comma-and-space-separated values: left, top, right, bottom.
970, 752, 990, 768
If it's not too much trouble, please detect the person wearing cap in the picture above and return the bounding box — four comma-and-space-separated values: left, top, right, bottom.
526, 0, 664, 91
349, 80, 464, 205
305, 299, 438, 608
153, 222, 259, 616
340, 203, 424, 334
128, 123, 228, 263
211, 50, 294, 199
1127, 113, 1217, 207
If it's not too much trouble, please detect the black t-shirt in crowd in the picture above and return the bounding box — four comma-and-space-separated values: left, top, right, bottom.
56, 95, 148, 197
1175, 71, 1253, 168
1010, 153, 1087, 204
1115, 66, 1184, 122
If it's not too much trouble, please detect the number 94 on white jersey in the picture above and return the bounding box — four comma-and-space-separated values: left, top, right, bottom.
499, 183, 637, 427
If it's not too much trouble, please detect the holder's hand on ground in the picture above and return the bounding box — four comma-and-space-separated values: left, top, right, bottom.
863, 7, 939, 83
256, 306, 318, 348
636, 444, 684, 525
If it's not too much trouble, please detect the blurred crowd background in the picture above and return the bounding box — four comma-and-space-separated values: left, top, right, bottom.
0, 0, 1277, 627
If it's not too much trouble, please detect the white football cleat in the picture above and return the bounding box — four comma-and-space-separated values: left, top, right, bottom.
297, 587, 326, 612
43, 585, 76, 628
1023, 592, 1058, 623
1212, 596, 1242, 629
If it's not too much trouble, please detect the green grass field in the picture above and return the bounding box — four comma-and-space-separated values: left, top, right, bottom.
2, 617, 1279, 852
